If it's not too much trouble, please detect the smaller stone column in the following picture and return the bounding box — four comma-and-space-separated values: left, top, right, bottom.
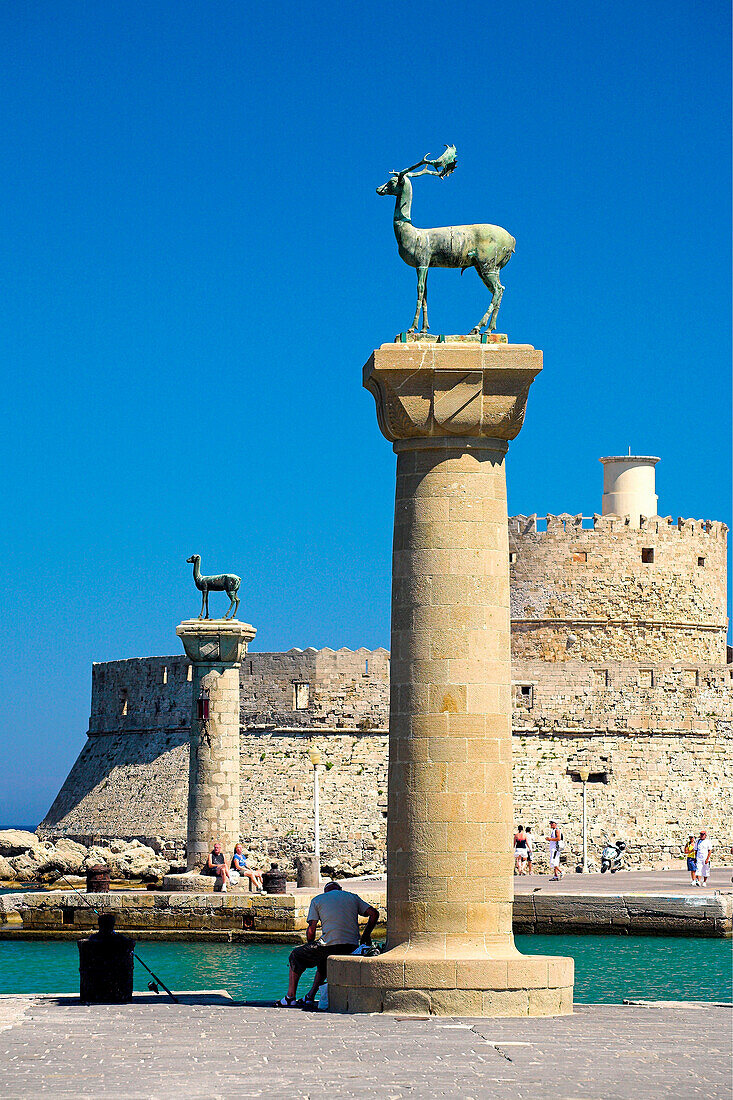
177, 619, 256, 870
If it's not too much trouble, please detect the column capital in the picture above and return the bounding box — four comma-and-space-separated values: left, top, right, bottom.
176, 619, 256, 666
363, 342, 542, 445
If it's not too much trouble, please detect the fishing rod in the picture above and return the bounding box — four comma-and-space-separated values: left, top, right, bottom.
53, 871, 179, 1003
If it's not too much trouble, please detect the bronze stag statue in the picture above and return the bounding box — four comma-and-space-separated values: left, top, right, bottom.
377, 146, 515, 335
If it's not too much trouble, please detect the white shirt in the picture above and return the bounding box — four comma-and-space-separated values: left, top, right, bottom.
696, 838, 712, 863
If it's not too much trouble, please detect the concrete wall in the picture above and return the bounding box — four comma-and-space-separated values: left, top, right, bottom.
509, 514, 728, 663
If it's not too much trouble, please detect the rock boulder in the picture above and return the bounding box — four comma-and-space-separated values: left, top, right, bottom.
0, 829, 39, 856
0, 854, 16, 880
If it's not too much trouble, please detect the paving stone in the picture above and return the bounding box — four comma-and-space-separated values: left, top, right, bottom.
0, 995, 728, 1099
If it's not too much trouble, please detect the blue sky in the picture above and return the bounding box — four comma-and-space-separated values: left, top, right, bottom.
0, 2, 729, 825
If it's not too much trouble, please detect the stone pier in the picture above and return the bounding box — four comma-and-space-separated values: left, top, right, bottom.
176, 619, 256, 870
328, 341, 574, 1016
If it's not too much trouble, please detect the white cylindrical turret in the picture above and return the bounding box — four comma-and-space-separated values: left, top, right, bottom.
600, 455, 660, 527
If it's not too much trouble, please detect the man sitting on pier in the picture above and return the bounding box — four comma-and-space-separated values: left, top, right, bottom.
275, 881, 379, 1008
205, 842, 230, 893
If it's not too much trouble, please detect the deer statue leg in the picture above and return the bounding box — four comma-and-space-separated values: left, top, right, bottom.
203, 589, 210, 619
199, 590, 206, 620
421, 272, 430, 333
408, 267, 428, 334
471, 267, 504, 334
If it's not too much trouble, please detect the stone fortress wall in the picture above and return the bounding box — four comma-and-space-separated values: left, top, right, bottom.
40, 455, 731, 872
42, 649, 732, 873
509, 514, 728, 664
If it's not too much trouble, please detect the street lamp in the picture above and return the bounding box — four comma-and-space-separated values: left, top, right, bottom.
578, 767, 590, 872
308, 746, 322, 884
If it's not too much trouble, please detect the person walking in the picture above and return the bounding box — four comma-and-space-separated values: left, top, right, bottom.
525, 827, 534, 875
547, 820, 564, 880
514, 825, 529, 875
684, 835, 697, 884
695, 831, 713, 887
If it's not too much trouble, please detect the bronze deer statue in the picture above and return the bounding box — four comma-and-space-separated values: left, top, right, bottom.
377, 146, 515, 335
186, 555, 241, 620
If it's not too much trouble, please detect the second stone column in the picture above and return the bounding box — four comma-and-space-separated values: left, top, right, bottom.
177, 618, 256, 871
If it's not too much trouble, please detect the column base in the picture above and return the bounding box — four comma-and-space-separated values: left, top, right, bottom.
327, 946, 573, 1017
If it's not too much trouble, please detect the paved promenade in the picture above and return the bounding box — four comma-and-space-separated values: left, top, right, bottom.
0, 994, 729, 1099
345, 868, 733, 896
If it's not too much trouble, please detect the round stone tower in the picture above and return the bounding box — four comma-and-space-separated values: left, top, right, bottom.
509, 457, 728, 664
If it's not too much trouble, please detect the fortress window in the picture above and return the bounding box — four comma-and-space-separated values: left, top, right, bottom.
514, 683, 534, 707
509, 552, 517, 564
639, 669, 654, 688
697, 556, 706, 567
162, 666, 168, 685
572, 551, 587, 563
292, 681, 310, 710
121, 696, 128, 716
593, 669, 609, 687
681, 669, 699, 688
187, 665, 192, 682
364, 659, 369, 675
641, 547, 655, 563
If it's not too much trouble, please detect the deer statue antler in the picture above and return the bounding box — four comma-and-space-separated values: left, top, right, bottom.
425, 144, 457, 178
391, 145, 457, 181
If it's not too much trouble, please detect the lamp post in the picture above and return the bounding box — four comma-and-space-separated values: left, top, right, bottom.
578, 767, 590, 872
308, 746, 322, 884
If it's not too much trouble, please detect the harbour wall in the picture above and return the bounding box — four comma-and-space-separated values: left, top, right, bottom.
3, 888, 730, 939
40, 652, 732, 872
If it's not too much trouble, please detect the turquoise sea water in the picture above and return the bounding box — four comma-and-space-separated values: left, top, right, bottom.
0, 935, 730, 1004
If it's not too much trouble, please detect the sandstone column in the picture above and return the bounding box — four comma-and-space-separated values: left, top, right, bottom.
177, 618, 256, 870
328, 341, 573, 1016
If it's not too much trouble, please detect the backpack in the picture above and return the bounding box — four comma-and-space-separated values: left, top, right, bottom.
557, 829, 565, 851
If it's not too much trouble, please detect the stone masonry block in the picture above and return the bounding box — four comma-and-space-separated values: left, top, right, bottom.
326, 956, 363, 987
548, 957, 574, 987
356, 957, 406, 989
381, 989, 432, 1016
528, 987, 565, 1016
482, 989, 531, 1017
456, 959, 508, 990
403, 959, 457, 989
429, 988, 485, 1016
327, 983, 348, 1013
506, 956, 550, 989
345, 987, 384, 1014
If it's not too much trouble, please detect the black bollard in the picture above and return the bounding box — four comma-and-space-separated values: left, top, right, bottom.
78, 914, 135, 1003
262, 862, 287, 894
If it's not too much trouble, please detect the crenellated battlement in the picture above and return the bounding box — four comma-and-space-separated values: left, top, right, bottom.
508, 509, 728, 665
509, 514, 728, 538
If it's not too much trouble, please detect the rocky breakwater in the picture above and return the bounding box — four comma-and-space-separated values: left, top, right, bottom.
0, 830, 172, 886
